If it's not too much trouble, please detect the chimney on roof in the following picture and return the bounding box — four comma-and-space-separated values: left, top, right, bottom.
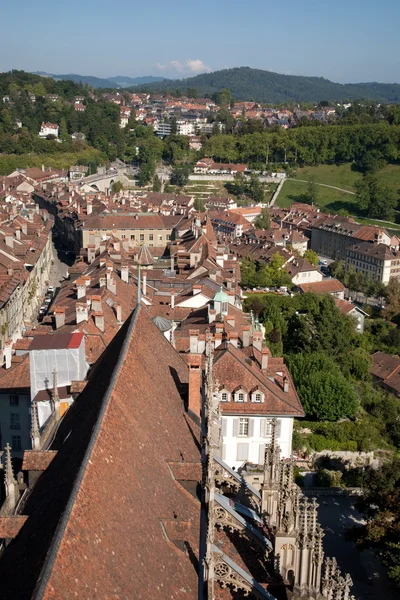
208, 307, 216, 323
107, 276, 116, 295
189, 329, 199, 354
76, 282, 86, 300
100, 258, 106, 268
99, 275, 106, 288
94, 311, 104, 332
91, 296, 102, 312
41, 164, 45, 172
5, 234, 13, 249
120, 264, 129, 283
170, 255, 174, 271
252, 331, 263, 352
283, 376, 289, 393
87, 200, 93, 215
242, 325, 250, 347
4, 342, 12, 369
261, 347, 269, 371
171, 289, 175, 309
15, 227, 21, 240
198, 334, 206, 354
87, 245, 96, 264
114, 240, 121, 252
187, 353, 202, 419
226, 315, 235, 329
115, 301, 122, 324
76, 302, 88, 324
228, 331, 238, 348
215, 333, 223, 348
21, 221, 27, 235
53, 307, 65, 330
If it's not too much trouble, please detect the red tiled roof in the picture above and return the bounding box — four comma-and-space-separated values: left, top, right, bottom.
0, 517, 28, 539
298, 279, 344, 294
29, 332, 84, 351
0, 308, 200, 599
22, 451, 58, 471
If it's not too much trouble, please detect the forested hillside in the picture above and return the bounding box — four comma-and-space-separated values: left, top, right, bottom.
137, 67, 400, 103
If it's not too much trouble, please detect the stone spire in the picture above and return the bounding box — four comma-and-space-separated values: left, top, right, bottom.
3, 443, 19, 510
31, 401, 41, 450
51, 369, 59, 404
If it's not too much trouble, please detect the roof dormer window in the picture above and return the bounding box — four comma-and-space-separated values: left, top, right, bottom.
252, 391, 264, 403
234, 390, 246, 403
220, 390, 230, 402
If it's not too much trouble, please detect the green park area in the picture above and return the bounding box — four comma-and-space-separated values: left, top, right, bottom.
275, 163, 400, 227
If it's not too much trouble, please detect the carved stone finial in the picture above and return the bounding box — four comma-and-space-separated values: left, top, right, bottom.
31, 401, 41, 449
52, 369, 59, 403
4, 443, 16, 489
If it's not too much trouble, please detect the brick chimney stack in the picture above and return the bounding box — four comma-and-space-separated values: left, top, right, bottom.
242, 325, 250, 347
261, 347, 269, 370
252, 331, 263, 352
187, 354, 202, 418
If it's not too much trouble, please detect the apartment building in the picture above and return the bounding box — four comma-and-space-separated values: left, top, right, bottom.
80, 213, 186, 249
310, 215, 392, 260
346, 241, 400, 284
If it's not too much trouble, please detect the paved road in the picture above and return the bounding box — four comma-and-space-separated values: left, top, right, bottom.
317, 497, 397, 600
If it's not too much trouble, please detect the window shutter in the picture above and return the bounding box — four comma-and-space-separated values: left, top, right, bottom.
222, 444, 227, 460
222, 418, 228, 437
233, 418, 239, 437
237, 442, 249, 461
258, 443, 266, 465
276, 419, 282, 437
260, 419, 266, 438
248, 419, 254, 438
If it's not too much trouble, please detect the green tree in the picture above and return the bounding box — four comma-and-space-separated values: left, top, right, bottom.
348, 458, 400, 588
304, 249, 319, 266
306, 175, 318, 205
170, 165, 190, 187
137, 160, 155, 186
356, 174, 397, 220
187, 88, 198, 98
254, 208, 270, 230
286, 353, 359, 420
152, 174, 162, 192
247, 173, 265, 203
111, 180, 123, 193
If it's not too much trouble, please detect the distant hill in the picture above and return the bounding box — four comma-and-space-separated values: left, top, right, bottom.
136, 67, 400, 103
34, 72, 168, 89
34, 72, 119, 88
107, 75, 168, 87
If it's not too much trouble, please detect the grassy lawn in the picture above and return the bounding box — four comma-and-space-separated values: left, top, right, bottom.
277, 163, 400, 225
294, 162, 400, 195
293, 163, 362, 191
276, 179, 360, 213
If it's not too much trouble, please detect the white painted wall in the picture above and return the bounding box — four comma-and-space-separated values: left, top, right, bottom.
176, 293, 209, 308
291, 270, 323, 286
221, 415, 293, 470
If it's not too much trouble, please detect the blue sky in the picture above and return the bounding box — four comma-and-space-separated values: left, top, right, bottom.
1, 0, 399, 83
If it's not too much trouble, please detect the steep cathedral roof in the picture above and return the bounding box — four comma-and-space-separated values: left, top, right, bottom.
0, 307, 201, 599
